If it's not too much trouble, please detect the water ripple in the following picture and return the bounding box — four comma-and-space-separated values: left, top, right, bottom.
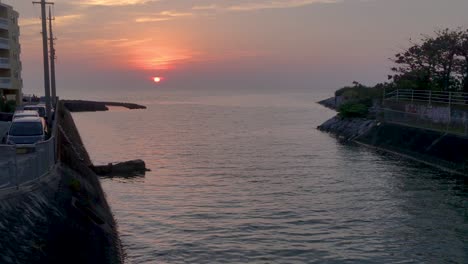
73, 92, 468, 263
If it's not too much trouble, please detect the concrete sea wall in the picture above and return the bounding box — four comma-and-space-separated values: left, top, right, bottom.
0, 102, 123, 263
358, 123, 468, 174
318, 114, 468, 175
384, 101, 468, 136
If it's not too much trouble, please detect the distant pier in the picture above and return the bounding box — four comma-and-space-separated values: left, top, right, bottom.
63, 100, 146, 112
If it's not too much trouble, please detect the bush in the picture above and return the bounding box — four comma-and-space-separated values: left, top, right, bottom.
4, 100, 15, 113
0, 99, 15, 113
335, 82, 384, 105
338, 103, 369, 118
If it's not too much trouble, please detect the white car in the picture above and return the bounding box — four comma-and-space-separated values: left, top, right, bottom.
12, 110, 40, 120
6, 116, 47, 145
23, 105, 47, 118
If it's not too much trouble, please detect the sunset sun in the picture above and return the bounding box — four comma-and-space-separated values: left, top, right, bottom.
153, 76, 162, 83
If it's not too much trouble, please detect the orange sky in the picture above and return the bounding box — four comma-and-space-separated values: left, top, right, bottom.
2, 0, 468, 96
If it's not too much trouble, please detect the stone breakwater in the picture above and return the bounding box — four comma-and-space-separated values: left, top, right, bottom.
63, 100, 146, 112
317, 100, 468, 176
317, 97, 337, 110
0, 101, 123, 264
317, 116, 377, 141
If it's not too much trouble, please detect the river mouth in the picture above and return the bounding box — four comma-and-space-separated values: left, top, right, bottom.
73, 90, 468, 263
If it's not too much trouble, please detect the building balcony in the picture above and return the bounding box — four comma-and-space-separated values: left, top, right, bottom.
0, 18, 8, 30
0, 37, 8, 49
0, 57, 9, 69
0, 77, 11, 89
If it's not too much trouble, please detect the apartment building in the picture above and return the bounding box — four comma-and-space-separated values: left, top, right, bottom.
0, 2, 21, 105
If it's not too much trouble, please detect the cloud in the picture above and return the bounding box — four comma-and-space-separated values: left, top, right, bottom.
19, 18, 40, 27
55, 14, 84, 24
77, 0, 157, 6
227, 0, 340, 11
159, 11, 193, 17
135, 17, 171, 23
20, 14, 82, 27
192, 4, 218, 11
135, 10, 193, 23
191, 0, 339, 12
84, 38, 153, 48
83, 37, 195, 70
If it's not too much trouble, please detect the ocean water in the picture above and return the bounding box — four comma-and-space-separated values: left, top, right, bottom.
72, 90, 468, 264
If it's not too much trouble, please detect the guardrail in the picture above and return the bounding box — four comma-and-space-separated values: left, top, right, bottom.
384, 89, 468, 106
383, 108, 468, 136
0, 103, 59, 191
382, 89, 468, 136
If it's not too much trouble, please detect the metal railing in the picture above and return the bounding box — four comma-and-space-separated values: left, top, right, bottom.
0, 103, 59, 191
383, 108, 468, 136
384, 89, 468, 106
382, 89, 468, 136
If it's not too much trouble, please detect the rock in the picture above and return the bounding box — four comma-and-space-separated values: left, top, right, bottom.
317, 97, 337, 110
317, 116, 376, 141
92, 159, 150, 177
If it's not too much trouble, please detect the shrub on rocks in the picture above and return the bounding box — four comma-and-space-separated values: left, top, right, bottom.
338, 103, 369, 118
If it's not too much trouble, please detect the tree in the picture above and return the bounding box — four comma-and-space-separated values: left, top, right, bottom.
458, 29, 468, 92
390, 28, 466, 91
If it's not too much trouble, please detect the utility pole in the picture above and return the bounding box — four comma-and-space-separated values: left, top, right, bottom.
32, 0, 53, 124
48, 6, 56, 105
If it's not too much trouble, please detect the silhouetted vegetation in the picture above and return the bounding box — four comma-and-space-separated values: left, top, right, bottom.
335, 81, 383, 106
333, 27, 468, 116
0, 99, 16, 112
390, 28, 468, 92
338, 102, 369, 118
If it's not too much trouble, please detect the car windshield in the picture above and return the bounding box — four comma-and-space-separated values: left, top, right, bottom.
9, 122, 43, 136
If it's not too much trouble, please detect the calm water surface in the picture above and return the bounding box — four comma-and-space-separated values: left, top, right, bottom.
72, 90, 468, 263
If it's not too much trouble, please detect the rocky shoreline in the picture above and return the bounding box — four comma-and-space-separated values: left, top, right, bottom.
317, 99, 468, 176
317, 116, 376, 141
317, 97, 337, 110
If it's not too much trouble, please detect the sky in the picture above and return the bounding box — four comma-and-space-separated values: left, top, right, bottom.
2, 0, 468, 97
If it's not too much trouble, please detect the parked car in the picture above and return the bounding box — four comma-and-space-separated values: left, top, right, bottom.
12, 110, 40, 120
6, 116, 47, 145
23, 105, 46, 118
